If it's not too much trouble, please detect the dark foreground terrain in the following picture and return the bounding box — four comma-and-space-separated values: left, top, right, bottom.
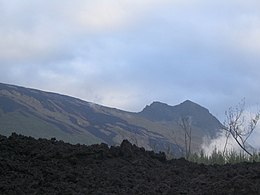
1, 133, 260, 195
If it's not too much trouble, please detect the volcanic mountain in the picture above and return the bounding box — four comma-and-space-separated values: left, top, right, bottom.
0, 82, 222, 155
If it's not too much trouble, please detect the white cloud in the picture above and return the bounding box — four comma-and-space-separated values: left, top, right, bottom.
249, 126, 260, 149
1, 0, 260, 115
236, 27, 260, 54
0, 0, 173, 62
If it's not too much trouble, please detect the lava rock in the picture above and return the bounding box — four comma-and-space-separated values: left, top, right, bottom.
0, 133, 260, 194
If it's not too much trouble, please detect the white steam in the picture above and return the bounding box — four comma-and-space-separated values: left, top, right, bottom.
201, 131, 243, 156
202, 106, 260, 156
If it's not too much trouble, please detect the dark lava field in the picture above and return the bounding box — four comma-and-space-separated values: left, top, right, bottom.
1, 133, 260, 195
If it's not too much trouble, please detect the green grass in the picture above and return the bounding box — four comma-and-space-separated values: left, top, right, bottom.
164, 144, 260, 164
187, 149, 260, 165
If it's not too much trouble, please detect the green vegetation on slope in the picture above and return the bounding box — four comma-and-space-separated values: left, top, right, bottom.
187, 149, 260, 165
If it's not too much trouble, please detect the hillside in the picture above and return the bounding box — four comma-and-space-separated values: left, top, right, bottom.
0, 82, 223, 155
139, 100, 222, 137
1, 133, 260, 194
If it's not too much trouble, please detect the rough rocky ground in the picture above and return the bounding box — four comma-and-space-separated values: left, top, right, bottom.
1, 133, 260, 195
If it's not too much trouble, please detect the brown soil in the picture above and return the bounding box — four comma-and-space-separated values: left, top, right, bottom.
0, 133, 260, 195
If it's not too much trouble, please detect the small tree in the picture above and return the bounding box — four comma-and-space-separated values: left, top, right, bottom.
223, 99, 260, 156
178, 116, 192, 159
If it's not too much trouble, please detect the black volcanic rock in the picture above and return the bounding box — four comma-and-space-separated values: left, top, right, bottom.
0, 133, 260, 194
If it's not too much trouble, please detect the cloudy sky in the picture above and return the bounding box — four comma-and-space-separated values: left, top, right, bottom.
1, 0, 260, 120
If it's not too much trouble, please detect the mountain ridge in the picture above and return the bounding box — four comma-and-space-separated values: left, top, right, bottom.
0, 82, 223, 155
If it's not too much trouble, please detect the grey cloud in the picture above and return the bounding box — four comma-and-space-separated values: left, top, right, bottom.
1, 0, 260, 117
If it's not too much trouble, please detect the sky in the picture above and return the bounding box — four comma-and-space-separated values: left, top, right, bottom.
1, 0, 260, 120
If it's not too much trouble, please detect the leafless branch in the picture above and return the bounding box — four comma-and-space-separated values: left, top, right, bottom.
223, 99, 259, 156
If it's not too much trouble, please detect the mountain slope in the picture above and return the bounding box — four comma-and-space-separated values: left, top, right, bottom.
0, 83, 223, 155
